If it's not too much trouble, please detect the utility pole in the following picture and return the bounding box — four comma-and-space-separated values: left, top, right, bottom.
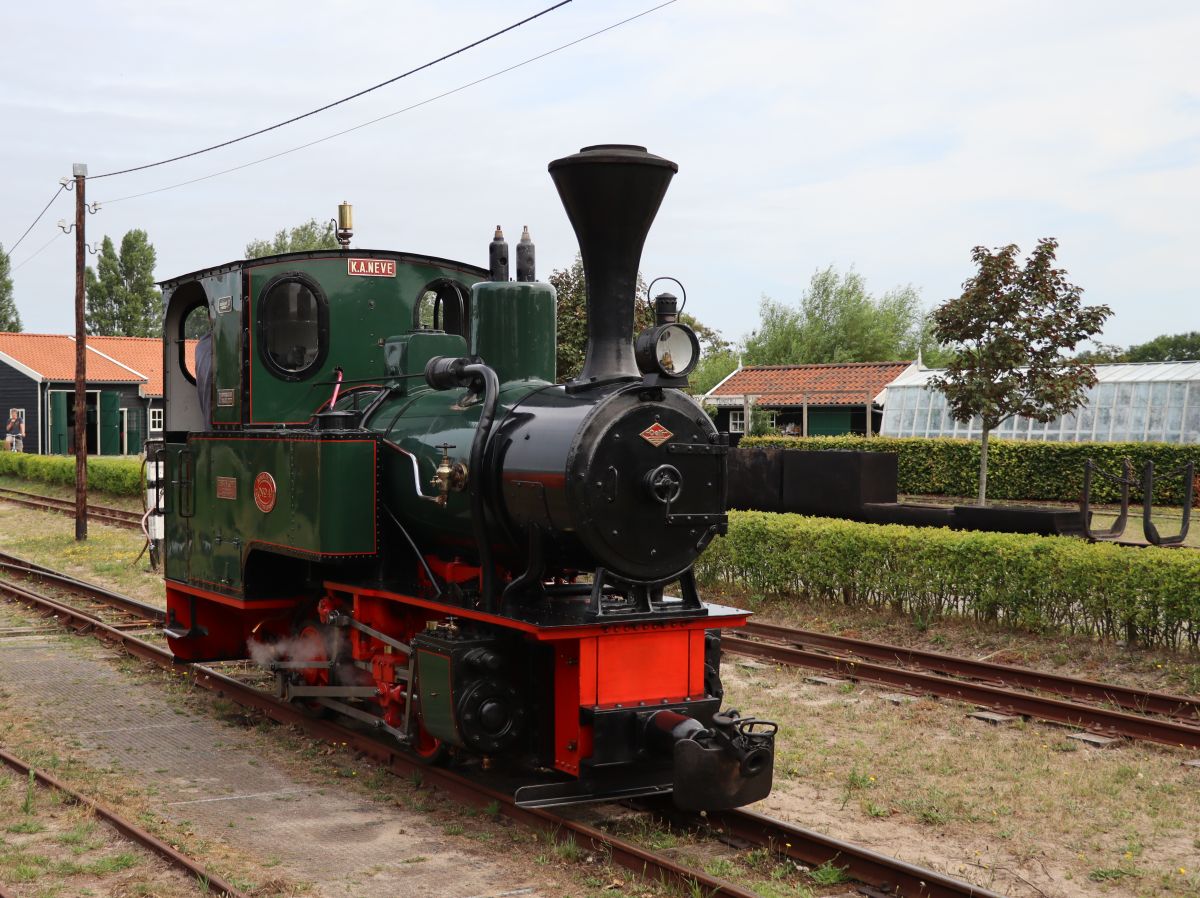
73, 163, 88, 541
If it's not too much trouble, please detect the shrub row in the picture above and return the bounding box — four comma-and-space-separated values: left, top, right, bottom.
0, 453, 143, 497
740, 435, 1200, 506
697, 511, 1200, 651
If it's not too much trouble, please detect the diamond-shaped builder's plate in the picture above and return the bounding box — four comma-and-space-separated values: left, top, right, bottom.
640, 422, 673, 446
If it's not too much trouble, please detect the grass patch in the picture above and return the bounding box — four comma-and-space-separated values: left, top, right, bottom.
810, 860, 849, 885
7, 820, 47, 834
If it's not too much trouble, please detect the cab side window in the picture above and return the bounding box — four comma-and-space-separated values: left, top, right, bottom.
413, 279, 470, 337
259, 274, 327, 380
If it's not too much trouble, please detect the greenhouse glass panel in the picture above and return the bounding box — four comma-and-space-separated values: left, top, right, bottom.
1061, 410, 1078, 435
1168, 382, 1186, 406
882, 407, 901, 432
1113, 387, 1131, 434
1129, 404, 1147, 438
1184, 403, 1200, 441
1077, 403, 1094, 437
1166, 405, 1183, 431
1146, 404, 1166, 441
1150, 382, 1168, 407
938, 407, 954, 436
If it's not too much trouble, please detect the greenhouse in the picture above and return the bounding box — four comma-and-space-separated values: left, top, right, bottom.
880, 361, 1200, 444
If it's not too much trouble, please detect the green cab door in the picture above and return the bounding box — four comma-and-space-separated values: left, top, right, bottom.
100, 392, 121, 456
50, 392, 68, 454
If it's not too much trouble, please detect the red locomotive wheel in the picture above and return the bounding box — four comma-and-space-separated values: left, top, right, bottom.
410, 723, 446, 764
409, 669, 447, 765
287, 622, 332, 716
296, 625, 329, 687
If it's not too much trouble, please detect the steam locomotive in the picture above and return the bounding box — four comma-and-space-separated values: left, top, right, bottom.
155, 145, 775, 809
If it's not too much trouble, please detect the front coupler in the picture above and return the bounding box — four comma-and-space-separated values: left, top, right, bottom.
643, 708, 776, 810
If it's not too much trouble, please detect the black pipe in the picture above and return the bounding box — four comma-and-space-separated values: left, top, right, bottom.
461, 362, 501, 612
383, 504, 443, 598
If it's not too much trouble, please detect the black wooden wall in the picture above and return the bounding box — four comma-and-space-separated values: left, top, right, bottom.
0, 360, 39, 453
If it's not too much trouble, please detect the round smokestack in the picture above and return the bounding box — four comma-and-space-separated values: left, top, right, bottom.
549, 144, 678, 387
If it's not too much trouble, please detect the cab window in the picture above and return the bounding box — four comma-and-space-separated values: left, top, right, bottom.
259, 274, 327, 380
413, 279, 470, 336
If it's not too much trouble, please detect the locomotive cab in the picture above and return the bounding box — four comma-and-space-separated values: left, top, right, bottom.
155, 145, 776, 811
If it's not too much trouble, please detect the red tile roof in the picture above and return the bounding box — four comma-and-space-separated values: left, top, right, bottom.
89, 336, 195, 398
0, 333, 195, 398
708, 361, 913, 407
0, 333, 145, 384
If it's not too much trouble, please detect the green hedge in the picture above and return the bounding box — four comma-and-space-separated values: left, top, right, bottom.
741, 435, 1200, 505
697, 511, 1200, 650
0, 453, 142, 497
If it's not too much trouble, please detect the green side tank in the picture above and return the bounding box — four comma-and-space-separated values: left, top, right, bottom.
366, 277, 556, 558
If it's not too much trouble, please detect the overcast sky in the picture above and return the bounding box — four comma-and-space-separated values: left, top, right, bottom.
2, 0, 1197, 351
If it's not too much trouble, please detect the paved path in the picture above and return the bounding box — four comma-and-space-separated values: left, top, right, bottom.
0, 607, 548, 898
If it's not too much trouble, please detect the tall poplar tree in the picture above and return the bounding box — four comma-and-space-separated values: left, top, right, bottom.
85, 230, 162, 337
0, 245, 20, 332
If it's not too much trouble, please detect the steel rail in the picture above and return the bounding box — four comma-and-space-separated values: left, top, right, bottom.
0, 577, 759, 898
724, 634, 1200, 749
739, 620, 1200, 721
0, 486, 142, 530
0, 745, 246, 898
0, 566, 1000, 898
0, 551, 164, 622
705, 806, 1005, 898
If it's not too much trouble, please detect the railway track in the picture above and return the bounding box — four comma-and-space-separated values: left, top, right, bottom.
0, 745, 245, 898
0, 560, 1003, 898
0, 486, 144, 531
727, 620, 1200, 749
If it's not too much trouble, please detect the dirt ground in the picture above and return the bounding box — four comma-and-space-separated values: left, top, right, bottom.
2, 494, 1200, 897
723, 659, 1199, 898
0, 602, 665, 898
0, 762, 204, 898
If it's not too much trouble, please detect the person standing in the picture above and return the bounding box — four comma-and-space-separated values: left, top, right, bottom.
5, 412, 23, 452
195, 325, 214, 426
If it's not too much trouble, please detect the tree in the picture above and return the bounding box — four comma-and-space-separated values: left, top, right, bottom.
547, 255, 724, 383
85, 230, 162, 337
742, 266, 944, 366
0, 244, 19, 332
689, 348, 739, 397
245, 219, 338, 258
1074, 341, 1127, 364
1124, 332, 1200, 363
930, 239, 1111, 505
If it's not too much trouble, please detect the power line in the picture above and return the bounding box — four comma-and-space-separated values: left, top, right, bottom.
98, 0, 678, 207
90, 0, 575, 180
5, 183, 67, 256
12, 231, 63, 272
